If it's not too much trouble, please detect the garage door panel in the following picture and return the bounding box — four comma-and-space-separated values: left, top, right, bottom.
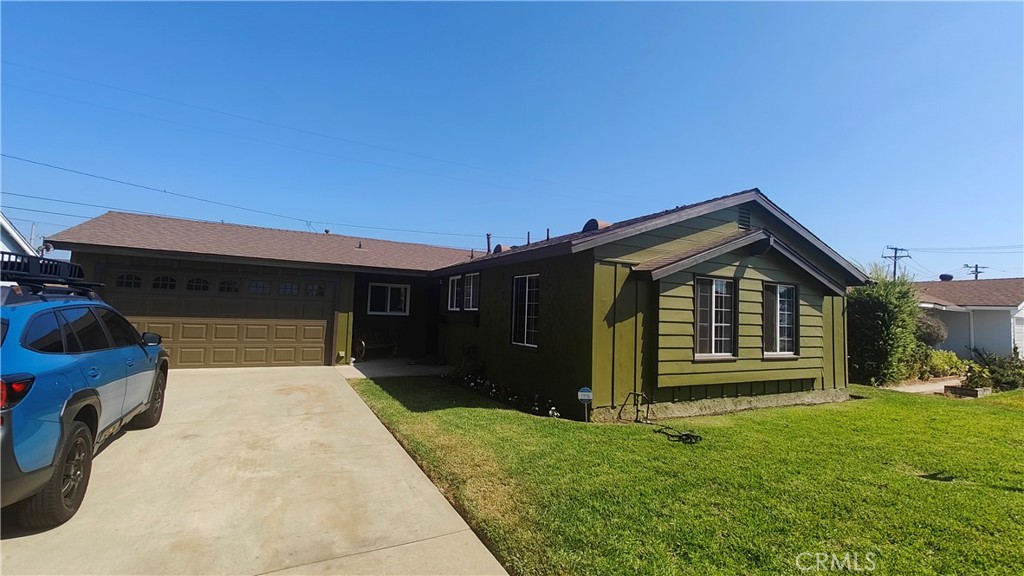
274, 301, 302, 317
272, 348, 296, 364
211, 348, 239, 365
213, 324, 240, 341
243, 348, 268, 364
245, 324, 270, 341
180, 323, 209, 341
274, 325, 298, 341
246, 302, 274, 317
177, 348, 207, 367
182, 300, 212, 316
148, 299, 179, 315
302, 325, 325, 341
301, 347, 324, 363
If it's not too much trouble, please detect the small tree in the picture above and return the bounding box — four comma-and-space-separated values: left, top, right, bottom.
848, 265, 920, 384
916, 313, 948, 347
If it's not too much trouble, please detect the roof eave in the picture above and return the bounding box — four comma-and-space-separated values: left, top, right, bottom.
428, 242, 573, 276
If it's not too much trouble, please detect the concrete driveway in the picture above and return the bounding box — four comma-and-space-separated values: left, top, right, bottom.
1, 366, 507, 575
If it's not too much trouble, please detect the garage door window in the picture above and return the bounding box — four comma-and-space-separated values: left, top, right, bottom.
219, 280, 240, 293
115, 273, 141, 288
249, 280, 271, 295
306, 283, 325, 297
153, 276, 177, 290
368, 283, 409, 316
186, 278, 210, 292
279, 281, 299, 296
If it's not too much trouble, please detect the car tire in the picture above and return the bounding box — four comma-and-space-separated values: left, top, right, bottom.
131, 370, 166, 429
15, 421, 93, 528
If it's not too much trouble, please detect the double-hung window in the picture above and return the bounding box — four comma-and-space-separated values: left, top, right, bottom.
368, 283, 410, 316
696, 277, 735, 356
448, 276, 463, 311
463, 273, 479, 311
511, 274, 538, 347
764, 283, 797, 354
447, 273, 480, 311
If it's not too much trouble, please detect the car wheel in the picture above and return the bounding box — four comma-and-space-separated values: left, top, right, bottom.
131, 370, 166, 429
16, 421, 93, 528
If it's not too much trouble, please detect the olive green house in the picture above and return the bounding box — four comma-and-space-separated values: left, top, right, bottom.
434, 188, 868, 419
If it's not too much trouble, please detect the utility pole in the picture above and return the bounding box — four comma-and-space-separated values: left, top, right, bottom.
963, 264, 988, 280
882, 246, 910, 280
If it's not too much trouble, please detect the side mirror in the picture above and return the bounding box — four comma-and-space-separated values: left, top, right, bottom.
141, 332, 163, 346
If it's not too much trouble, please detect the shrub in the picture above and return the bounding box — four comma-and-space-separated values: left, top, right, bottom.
916, 313, 948, 347
926, 349, 967, 378
848, 273, 920, 385
961, 361, 992, 390
969, 347, 1024, 391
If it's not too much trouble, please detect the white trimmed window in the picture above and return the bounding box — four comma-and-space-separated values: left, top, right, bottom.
448, 276, 462, 311
696, 277, 735, 355
463, 273, 480, 311
368, 283, 410, 316
764, 283, 797, 354
511, 274, 539, 347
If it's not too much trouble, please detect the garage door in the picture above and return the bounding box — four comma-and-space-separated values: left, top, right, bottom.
101, 269, 335, 368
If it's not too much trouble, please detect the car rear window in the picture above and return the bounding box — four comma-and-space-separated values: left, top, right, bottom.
59, 307, 111, 352
24, 312, 65, 353
1, 319, 8, 346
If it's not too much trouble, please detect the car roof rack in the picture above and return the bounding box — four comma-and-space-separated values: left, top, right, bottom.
1, 251, 104, 298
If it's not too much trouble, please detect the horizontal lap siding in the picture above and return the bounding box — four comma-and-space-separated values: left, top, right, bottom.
593, 209, 741, 264
656, 252, 829, 389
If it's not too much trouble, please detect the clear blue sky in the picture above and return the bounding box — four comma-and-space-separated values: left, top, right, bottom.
2, 2, 1021, 279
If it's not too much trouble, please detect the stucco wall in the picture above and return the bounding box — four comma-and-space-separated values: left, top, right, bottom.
973, 309, 1013, 356
934, 310, 971, 358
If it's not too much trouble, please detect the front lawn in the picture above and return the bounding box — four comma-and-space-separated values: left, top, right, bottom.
351, 379, 1024, 575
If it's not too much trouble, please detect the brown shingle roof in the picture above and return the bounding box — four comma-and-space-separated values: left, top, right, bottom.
913, 278, 1024, 308
47, 212, 474, 273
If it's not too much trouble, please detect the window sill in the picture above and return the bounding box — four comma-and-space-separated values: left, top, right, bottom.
763, 353, 799, 361
367, 312, 410, 317
511, 342, 538, 350
693, 354, 738, 363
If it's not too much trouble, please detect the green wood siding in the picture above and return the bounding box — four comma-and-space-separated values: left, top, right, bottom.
591, 261, 655, 407
593, 209, 741, 264
439, 251, 594, 412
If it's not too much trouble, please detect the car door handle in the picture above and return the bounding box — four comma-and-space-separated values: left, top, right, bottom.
87, 367, 101, 379
127, 360, 135, 368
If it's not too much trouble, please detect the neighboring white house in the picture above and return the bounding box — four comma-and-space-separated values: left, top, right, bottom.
1, 212, 36, 255
914, 278, 1024, 359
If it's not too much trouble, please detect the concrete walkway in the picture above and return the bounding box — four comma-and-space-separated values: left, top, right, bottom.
886, 377, 961, 395
337, 358, 451, 380
1, 366, 506, 576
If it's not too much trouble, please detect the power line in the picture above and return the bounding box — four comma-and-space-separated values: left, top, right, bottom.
3, 206, 92, 219
963, 264, 988, 280
3, 61, 622, 199
0, 174, 524, 241
4, 83, 590, 202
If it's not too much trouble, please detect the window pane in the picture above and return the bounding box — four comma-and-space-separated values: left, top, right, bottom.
697, 279, 711, 354
368, 285, 388, 313
219, 280, 240, 293
249, 280, 271, 295
448, 277, 461, 310
512, 276, 527, 344
305, 283, 325, 297
25, 312, 64, 353
95, 308, 139, 348
153, 276, 176, 290
764, 284, 778, 353
279, 282, 299, 296
115, 274, 141, 288
186, 278, 210, 292
464, 274, 479, 310
389, 286, 407, 313
59, 308, 111, 351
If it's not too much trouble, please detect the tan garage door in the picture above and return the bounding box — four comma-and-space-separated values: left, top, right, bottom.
101, 268, 334, 368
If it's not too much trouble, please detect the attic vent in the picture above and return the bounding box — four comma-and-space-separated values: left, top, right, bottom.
582, 218, 611, 233
493, 244, 504, 254
738, 207, 751, 231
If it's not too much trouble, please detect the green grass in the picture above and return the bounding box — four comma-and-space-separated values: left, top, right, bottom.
351, 379, 1024, 576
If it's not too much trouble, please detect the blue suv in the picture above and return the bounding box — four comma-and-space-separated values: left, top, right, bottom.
1, 253, 169, 527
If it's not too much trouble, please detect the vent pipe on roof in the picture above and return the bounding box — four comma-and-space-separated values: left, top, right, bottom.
582, 218, 611, 233
470, 249, 475, 259
939, 274, 954, 282
527, 231, 531, 245
486, 233, 492, 254
546, 228, 550, 240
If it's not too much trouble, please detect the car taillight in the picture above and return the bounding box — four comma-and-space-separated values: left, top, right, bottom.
1, 375, 35, 410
